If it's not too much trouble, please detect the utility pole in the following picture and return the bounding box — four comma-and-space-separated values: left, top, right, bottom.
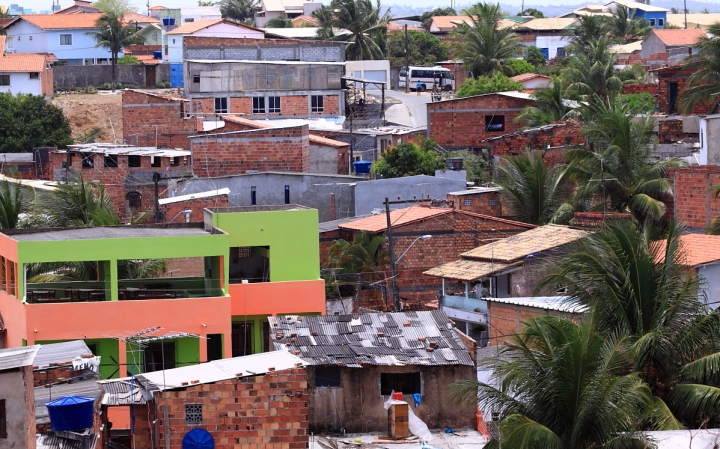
684, 0, 688, 29
384, 198, 400, 311
404, 24, 409, 93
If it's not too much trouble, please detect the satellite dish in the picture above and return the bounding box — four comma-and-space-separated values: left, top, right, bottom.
182, 429, 214, 449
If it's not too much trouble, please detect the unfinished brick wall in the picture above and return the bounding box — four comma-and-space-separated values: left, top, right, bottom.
160, 193, 229, 224
482, 121, 584, 164
190, 126, 310, 177
122, 90, 201, 148
487, 301, 580, 346
667, 166, 720, 229
621, 83, 659, 96
138, 368, 308, 449
656, 67, 715, 115
657, 118, 699, 144
427, 94, 534, 149
447, 191, 502, 217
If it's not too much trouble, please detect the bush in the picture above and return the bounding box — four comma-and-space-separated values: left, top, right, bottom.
0, 93, 73, 152
456, 73, 524, 98
117, 55, 140, 65
156, 81, 171, 88
372, 137, 445, 178
506, 59, 536, 76
621, 93, 656, 115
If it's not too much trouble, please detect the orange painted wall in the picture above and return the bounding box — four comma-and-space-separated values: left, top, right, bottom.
229, 280, 325, 316
0, 292, 27, 347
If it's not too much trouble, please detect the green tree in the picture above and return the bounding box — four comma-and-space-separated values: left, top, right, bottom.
451, 315, 652, 449
680, 23, 720, 114
563, 38, 622, 100
0, 93, 73, 152
0, 180, 26, 229
569, 14, 611, 53
453, 2, 524, 76
455, 73, 523, 98
197, 0, 216, 5
493, 149, 574, 225
264, 16, 292, 27
505, 58, 534, 76
569, 97, 679, 223
39, 175, 119, 227
372, 139, 445, 178
312, 5, 335, 40
388, 30, 447, 67
524, 45, 546, 67
219, 0, 258, 22
518, 7, 543, 17
445, 149, 490, 185
92, 0, 136, 15
619, 92, 657, 115
316, 0, 390, 60
325, 231, 388, 297
86, 11, 145, 92
541, 220, 720, 429
515, 78, 580, 127
420, 7, 456, 30
608, 4, 651, 43
116, 55, 140, 64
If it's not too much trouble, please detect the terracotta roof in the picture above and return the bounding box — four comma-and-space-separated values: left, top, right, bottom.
461, 224, 587, 263
291, 14, 318, 25
9, 13, 104, 30
308, 134, 348, 148
515, 17, 578, 30
133, 54, 161, 64
511, 73, 551, 83
654, 234, 720, 267
148, 5, 167, 9
0, 36, 5, 52
0, 53, 49, 72
0, 18, 13, 28
166, 18, 223, 34
650, 28, 706, 47
123, 12, 160, 24
424, 259, 519, 282
339, 205, 453, 233
429, 15, 516, 31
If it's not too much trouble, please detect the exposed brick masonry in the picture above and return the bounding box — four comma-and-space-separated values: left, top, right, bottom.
667, 166, 720, 229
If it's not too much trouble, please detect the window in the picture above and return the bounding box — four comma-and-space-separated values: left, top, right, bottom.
311, 95, 324, 113
485, 115, 505, 132
81, 153, 94, 169
649, 18, 656, 26
315, 366, 341, 387
151, 156, 162, 168
251, 186, 256, 205
658, 18, 664, 26
184, 17, 195, 22
214, 97, 227, 114
0, 75, 8, 86
29, 72, 39, 80
126, 191, 141, 209
128, 155, 141, 167
284, 185, 290, 204
463, 198, 472, 206
171, 156, 181, 167
207, 334, 223, 362
489, 198, 498, 207
104, 154, 118, 168
0, 399, 5, 439
144, 341, 175, 372
252, 97, 265, 114
185, 404, 202, 424
380, 372, 421, 396
193, 75, 200, 83
59, 34, 72, 46
268, 96, 281, 113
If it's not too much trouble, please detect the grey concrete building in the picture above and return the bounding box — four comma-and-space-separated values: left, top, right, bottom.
354, 174, 467, 215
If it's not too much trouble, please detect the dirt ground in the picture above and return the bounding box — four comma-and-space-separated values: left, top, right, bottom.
52, 91, 123, 144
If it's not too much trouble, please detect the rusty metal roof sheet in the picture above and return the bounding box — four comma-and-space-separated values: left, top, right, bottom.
98, 377, 151, 405
269, 311, 474, 367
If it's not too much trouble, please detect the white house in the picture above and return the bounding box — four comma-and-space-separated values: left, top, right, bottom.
0, 52, 54, 97
165, 19, 265, 63
254, 0, 321, 27
510, 73, 553, 90
4, 13, 116, 65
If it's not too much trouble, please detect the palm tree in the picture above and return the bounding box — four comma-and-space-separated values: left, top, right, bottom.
0, 179, 26, 229
569, 97, 679, 223
608, 4, 651, 44
515, 77, 581, 127
453, 3, 524, 76
316, 0, 389, 60
492, 149, 574, 225
563, 38, 622, 100
451, 315, 652, 449
39, 175, 119, 227
264, 16, 292, 28
28, 259, 166, 283
568, 14, 611, 53
540, 220, 720, 429
680, 23, 720, 114
219, 0, 258, 23
86, 11, 145, 92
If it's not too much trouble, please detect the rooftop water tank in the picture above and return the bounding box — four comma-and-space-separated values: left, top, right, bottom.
353, 160, 372, 174
153, 50, 162, 59
183, 428, 214, 449
46, 396, 95, 431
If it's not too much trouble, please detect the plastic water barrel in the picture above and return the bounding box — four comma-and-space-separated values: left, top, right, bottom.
353, 161, 372, 174
45, 396, 95, 431
182, 429, 214, 449
153, 50, 162, 59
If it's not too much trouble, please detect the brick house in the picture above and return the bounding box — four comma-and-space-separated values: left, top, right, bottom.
99, 351, 308, 449
480, 120, 584, 165
666, 165, 720, 231
640, 28, 706, 60
446, 187, 503, 216
426, 92, 535, 150
650, 64, 716, 115
184, 60, 345, 119
332, 204, 534, 309
269, 311, 476, 433
424, 224, 587, 344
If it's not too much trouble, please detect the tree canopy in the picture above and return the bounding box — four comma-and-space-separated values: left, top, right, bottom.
455, 73, 523, 98
518, 7, 543, 17
420, 7, 456, 30
219, 0, 258, 22
315, 0, 390, 60
0, 93, 73, 153
388, 30, 448, 67
86, 11, 145, 91
372, 139, 445, 178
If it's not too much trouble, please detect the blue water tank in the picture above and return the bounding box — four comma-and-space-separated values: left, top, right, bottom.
183, 429, 214, 449
46, 396, 95, 431
353, 161, 372, 174
162, 17, 175, 26
153, 50, 162, 60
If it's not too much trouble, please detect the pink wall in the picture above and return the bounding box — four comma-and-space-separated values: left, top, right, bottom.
229, 280, 325, 316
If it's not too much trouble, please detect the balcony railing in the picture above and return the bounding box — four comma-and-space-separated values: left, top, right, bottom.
442, 294, 488, 314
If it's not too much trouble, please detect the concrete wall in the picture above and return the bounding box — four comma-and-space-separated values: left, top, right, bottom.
0, 366, 36, 449
309, 143, 344, 175
308, 364, 475, 433
174, 172, 362, 222
641, 32, 669, 59
167, 23, 265, 63
345, 60, 391, 84
183, 36, 345, 63
698, 263, 720, 310
54, 64, 170, 88
354, 175, 466, 215
699, 115, 720, 165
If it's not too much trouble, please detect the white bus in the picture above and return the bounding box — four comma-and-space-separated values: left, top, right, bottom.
399, 66, 455, 92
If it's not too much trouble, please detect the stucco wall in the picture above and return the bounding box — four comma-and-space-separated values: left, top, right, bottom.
0, 366, 35, 449
308, 364, 476, 433
354, 175, 466, 216
0, 72, 45, 96
54, 64, 170, 88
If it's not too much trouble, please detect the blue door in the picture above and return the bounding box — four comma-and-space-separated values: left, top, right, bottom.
540, 48, 549, 60
170, 64, 184, 88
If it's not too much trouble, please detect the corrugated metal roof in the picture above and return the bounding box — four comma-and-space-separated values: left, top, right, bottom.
158, 188, 230, 205
36, 432, 100, 449
34, 340, 93, 370
269, 311, 474, 367
98, 377, 151, 405
447, 187, 503, 196
0, 345, 39, 371
34, 377, 102, 423
486, 296, 587, 313
136, 351, 305, 391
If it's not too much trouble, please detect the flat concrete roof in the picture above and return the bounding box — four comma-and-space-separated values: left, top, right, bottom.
6, 225, 212, 241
